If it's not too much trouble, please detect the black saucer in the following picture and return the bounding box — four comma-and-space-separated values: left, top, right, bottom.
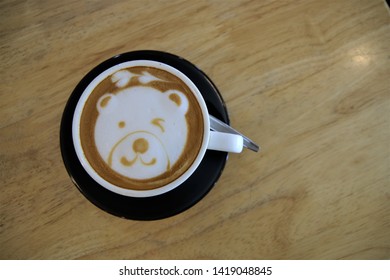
60, 50, 229, 220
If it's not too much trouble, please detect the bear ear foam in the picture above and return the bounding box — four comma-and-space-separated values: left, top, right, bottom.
166, 90, 189, 113
97, 93, 115, 113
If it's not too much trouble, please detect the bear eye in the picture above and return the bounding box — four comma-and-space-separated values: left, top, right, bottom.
151, 118, 165, 132
118, 121, 125, 128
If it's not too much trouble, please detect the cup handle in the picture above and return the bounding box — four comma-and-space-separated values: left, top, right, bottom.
207, 131, 244, 153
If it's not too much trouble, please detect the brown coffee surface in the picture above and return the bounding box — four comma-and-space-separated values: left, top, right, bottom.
79, 66, 204, 190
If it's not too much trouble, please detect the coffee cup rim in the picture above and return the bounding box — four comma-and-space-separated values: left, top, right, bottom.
72, 60, 211, 197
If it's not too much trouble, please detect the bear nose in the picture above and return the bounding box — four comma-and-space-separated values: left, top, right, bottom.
133, 138, 149, 154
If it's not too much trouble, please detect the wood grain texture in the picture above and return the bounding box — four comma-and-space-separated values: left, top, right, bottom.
1, 0, 389, 259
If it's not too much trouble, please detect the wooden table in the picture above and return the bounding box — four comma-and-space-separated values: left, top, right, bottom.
1, 0, 389, 260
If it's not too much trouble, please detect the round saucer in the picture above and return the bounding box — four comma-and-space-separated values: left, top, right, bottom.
60, 50, 229, 220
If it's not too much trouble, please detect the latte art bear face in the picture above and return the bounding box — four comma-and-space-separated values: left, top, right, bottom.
94, 81, 189, 180
77, 65, 204, 191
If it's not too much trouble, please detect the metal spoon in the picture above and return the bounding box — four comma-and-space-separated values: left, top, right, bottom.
209, 115, 260, 152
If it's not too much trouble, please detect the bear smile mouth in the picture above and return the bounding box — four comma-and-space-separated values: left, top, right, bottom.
120, 154, 157, 167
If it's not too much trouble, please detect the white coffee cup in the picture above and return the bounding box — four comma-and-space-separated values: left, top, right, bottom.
72, 60, 243, 197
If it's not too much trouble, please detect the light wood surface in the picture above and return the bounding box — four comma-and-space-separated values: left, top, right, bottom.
1, 0, 389, 260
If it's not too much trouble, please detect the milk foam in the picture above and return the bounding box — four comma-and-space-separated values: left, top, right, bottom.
94, 70, 189, 180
